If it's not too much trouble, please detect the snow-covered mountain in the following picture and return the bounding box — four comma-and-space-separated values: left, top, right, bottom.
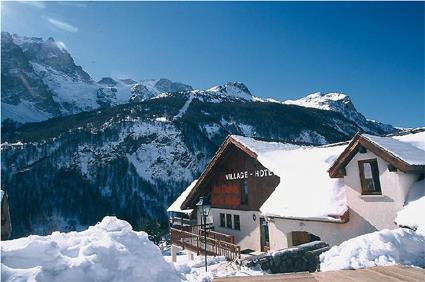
1, 32, 400, 239
205, 82, 254, 101
129, 78, 193, 102
1, 90, 400, 238
2, 31, 395, 136
283, 93, 394, 133
0, 32, 192, 123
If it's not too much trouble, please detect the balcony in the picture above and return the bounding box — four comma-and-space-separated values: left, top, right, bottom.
169, 216, 197, 227
170, 224, 241, 261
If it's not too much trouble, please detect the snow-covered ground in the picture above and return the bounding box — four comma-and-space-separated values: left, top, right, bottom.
1, 217, 181, 282
2, 216, 424, 281
163, 248, 265, 282
1, 216, 263, 282
320, 228, 425, 271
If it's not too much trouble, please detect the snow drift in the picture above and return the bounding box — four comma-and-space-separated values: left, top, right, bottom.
395, 179, 425, 235
320, 228, 425, 271
1, 217, 181, 282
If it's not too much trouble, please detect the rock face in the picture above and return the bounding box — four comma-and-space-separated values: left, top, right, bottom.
206, 82, 253, 100
2, 31, 395, 135
241, 241, 330, 273
0, 32, 194, 123
98, 77, 118, 87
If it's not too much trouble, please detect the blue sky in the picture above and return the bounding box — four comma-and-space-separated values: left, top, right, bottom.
2, 1, 424, 127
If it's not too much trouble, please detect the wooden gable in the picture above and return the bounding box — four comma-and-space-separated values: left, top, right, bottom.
181, 135, 280, 211
328, 133, 425, 178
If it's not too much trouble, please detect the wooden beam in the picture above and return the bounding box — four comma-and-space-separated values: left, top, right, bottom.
329, 134, 424, 178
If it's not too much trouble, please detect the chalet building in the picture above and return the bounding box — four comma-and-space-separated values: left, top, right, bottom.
169, 131, 425, 258
1, 190, 12, 240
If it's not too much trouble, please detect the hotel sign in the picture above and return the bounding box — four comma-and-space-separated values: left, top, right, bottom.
225, 169, 273, 181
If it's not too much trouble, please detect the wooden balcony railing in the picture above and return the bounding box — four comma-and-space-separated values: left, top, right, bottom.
169, 216, 197, 227
177, 224, 235, 244
170, 227, 241, 261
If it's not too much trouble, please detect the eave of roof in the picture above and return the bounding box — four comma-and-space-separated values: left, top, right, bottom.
328, 133, 425, 178
267, 215, 346, 224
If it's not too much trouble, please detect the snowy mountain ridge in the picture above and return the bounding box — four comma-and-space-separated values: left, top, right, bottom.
2, 32, 259, 123
2, 32, 394, 135
284, 92, 351, 111
283, 92, 394, 133
1, 32, 195, 123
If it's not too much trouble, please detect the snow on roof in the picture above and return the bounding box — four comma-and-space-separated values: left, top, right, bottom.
393, 130, 425, 151
395, 179, 425, 235
362, 133, 425, 166
232, 135, 347, 220
167, 179, 198, 214
233, 135, 300, 154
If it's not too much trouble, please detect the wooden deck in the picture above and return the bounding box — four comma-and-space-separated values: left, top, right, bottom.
214, 265, 425, 282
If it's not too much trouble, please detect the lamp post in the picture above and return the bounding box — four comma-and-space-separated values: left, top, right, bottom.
196, 196, 210, 272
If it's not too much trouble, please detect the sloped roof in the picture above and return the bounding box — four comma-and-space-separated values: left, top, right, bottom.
167, 179, 198, 214
182, 135, 348, 221
363, 134, 425, 165
329, 131, 425, 177
232, 136, 348, 220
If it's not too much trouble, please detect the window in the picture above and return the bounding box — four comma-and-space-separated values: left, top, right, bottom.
226, 214, 232, 228
291, 231, 320, 246
220, 213, 225, 227
241, 180, 249, 205
358, 159, 382, 195
234, 215, 240, 230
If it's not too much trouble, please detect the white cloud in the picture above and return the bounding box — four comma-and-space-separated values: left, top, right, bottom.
47, 18, 78, 33
57, 2, 88, 8
18, 1, 46, 9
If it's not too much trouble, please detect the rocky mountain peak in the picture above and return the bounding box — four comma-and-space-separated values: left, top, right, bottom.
154, 78, 193, 93
207, 81, 253, 100
284, 92, 354, 112
98, 77, 118, 86
283, 92, 393, 133
8, 32, 92, 83
119, 78, 137, 85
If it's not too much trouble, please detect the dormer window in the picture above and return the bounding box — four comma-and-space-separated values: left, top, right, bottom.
358, 159, 382, 195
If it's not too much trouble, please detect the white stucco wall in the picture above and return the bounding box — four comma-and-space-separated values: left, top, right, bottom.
268, 149, 421, 251
343, 150, 420, 230
210, 208, 262, 251
268, 211, 376, 250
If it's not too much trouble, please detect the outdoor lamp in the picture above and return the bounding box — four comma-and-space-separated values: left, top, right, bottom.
196, 196, 211, 272
196, 196, 211, 217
